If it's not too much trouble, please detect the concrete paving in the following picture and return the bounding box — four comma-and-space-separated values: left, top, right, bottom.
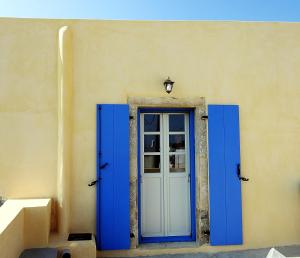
133, 245, 300, 258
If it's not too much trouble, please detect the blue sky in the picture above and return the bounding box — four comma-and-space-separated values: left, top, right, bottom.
1, 0, 300, 21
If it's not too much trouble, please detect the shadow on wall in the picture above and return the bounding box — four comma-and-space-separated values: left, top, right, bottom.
0, 197, 5, 207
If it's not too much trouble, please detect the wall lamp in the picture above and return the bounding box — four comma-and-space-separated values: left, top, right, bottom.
163, 77, 175, 94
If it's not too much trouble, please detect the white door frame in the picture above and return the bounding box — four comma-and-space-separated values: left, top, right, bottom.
140, 111, 191, 239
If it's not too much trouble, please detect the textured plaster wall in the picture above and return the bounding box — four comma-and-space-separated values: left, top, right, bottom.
0, 18, 300, 250
57, 25, 73, 236
0, 20, 58, 198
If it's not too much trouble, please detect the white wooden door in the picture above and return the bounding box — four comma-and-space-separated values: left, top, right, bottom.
141, 113, 191, 237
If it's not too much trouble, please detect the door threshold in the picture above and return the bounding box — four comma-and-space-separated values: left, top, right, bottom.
139, 241, 199, 250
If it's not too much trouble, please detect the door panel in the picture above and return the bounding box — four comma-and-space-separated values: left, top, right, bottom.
168, 176, 190, 235
141, 112, 191, 239
142, 177, 163, 236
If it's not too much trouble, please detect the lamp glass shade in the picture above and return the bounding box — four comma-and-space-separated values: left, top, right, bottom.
166, 84, 173, 93
164, 77, 174, 94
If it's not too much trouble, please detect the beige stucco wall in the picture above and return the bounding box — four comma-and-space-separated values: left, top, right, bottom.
0, 19, 58, 198
0, 18, 300, 250
57, 25, 73, 236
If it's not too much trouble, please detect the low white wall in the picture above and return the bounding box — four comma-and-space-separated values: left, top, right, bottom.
0, 199, 51, 258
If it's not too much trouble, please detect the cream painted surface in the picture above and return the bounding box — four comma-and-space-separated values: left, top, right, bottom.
0, 199, 51, 258
57, 25, 73, 236
0, 209, 24, 258
0, 18, 300, 250
23, 203, 51, 248
0, 19, 58, 199
0, 201, 25, 258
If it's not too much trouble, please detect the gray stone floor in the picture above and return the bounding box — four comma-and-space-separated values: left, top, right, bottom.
133, 245, 300, 258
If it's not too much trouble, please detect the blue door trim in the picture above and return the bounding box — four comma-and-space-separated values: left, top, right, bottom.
138, 108, 196, 243
96, 105, 101, 248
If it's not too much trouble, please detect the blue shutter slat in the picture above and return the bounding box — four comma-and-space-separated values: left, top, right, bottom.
96, 104, 130, 250
224, 106, 243, 245
208, 105, 243, 246
208, 105, 227, 245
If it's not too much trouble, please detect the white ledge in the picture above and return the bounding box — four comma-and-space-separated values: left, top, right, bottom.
0, 199, 50, 234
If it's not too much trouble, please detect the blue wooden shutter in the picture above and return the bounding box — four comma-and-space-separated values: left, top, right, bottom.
208, 105, 243, 245
96, 104, 130, 250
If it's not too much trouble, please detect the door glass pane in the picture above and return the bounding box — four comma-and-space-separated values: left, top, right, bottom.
144, 155, 160, 173
144, 135, 160, 152
144, 114, 160, 132
169, 135, 185, 152
169, 114, 185, 132
169, 154, 185, 173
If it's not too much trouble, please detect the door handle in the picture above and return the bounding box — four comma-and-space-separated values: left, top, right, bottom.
237, 164, 249, 182
88, 179, 100, 186
99, 162, 108, 170
88, 162, 109, 187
